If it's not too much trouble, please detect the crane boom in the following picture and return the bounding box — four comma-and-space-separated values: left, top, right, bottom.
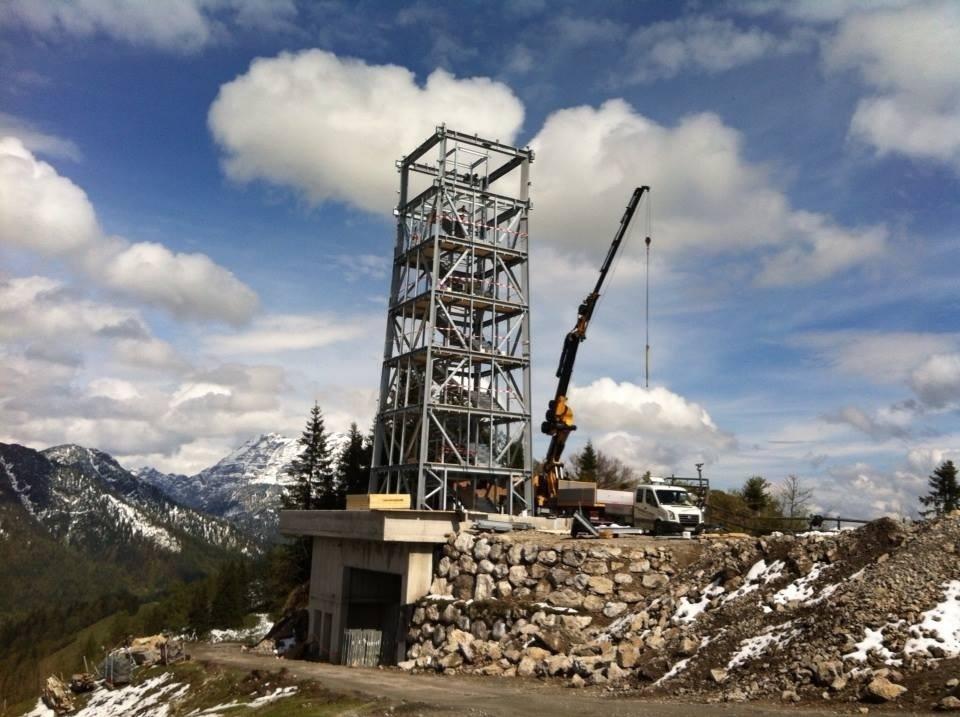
535, 186, 649, 511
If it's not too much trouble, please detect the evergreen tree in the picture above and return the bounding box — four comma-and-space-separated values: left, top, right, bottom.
186, 582, 212, 634
337, 422, 372, 498
576, 440, 599, 482
210, 562, 245, 629
283, 402, 337, 510
741, 476, 772, 513
920, 460, 960, 517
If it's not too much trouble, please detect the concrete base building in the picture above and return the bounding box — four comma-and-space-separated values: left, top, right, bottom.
280, 509, 566, 665
280, 509, 462, 664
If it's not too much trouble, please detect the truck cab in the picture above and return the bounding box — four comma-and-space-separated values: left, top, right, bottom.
633, 484, 703, 534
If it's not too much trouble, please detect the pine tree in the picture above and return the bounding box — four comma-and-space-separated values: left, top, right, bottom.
283, 402, 336, 510
337, 422, 372, 498
576, 440, 599, 482
920, 460, 960, 517
741, 476, 771, 513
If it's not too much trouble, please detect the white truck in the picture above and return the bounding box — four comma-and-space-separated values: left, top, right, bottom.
556, 477, 706, 535
633, 480, 704, 534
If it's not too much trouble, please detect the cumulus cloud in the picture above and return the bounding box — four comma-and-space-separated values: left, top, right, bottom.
570, 379, 728, 439
0, 276, 143, 341
825, 1, 960, 171
814, 461, 926, 517
205, 313, 377, 354
906, 446, 959, 473
910, 353, 960, 408
208, 49, 525, 213
566, 378, 734, 474
0, 0, 298, 52
529, 100, 886, 284
625, 16, 801, 83
0, 137, 258, 323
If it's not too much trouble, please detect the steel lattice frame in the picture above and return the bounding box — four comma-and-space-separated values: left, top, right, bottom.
369, 127, 534, 513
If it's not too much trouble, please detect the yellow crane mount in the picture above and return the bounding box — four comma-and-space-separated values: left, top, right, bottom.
535, 186, 650, 513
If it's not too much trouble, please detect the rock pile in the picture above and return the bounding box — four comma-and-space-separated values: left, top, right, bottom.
402, 514, 960, 708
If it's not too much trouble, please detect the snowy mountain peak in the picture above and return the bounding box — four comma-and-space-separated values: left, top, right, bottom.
135, 431, 347, 538
212, 433, 302, 487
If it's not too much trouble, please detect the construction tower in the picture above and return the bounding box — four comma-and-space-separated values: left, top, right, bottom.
369, 127, 534, 513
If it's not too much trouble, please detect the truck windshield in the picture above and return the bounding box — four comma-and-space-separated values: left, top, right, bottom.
655, 490, 691, 506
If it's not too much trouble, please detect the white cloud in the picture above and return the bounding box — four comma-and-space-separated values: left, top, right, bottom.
205, 313, 376, 354
825, 1, 960, 171
906, 446, 959, 473
0, 275, 143, 341
0, 0, 214, 52
566, 378, 734, 475
625, 16, 798, 83
332, 253, 389, 281
0, 137, 99, 254
0, 112, 81, 161
530, 100, 886, 284
0, 137, 258, 323
816, 462, 926, 517
0, 0, 299, 52
740, 0, 913, 23
910, 353, 960, 408
208, 49, 525, 213
570, 378, 727, 438
793, 330, 959, 384
823, 402, 918, 440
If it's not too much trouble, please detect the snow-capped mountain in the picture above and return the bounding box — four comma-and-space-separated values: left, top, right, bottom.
42, 444, 253, 554
136, 432, 346, 538
0, 441, 255, 618
0, 442, 251, 556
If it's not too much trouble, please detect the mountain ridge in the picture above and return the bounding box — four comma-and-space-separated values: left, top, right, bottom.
135, 431, 347, 537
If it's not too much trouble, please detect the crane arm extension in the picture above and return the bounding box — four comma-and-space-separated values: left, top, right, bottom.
536, 186, 648, 506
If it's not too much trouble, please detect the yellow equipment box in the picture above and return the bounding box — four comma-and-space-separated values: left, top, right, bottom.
345, 493, 411, 511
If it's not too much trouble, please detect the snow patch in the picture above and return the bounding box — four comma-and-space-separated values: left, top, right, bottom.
533, 601, 578, 614
904, 580, 960, 658
771, 563, 827, 606
101, 493, 180, 553
673, 581, 724, 623
1, 456, 38, 518
186, 686, 298, 716
843, 623, 903, 665
721, 559, 785, 605
77, 673, 186, 717
727, 621, 798, 670
208, 613, 273, 644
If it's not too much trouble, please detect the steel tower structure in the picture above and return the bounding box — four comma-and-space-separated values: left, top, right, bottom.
369, 127, 534, 513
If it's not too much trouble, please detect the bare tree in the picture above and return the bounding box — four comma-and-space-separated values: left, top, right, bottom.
777, 474, 814, 519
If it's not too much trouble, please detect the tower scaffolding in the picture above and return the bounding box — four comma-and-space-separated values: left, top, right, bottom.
369, 126, 534, 513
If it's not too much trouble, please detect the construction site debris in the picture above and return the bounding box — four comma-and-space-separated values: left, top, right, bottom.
41, 675, 74, 715
68, 673, 96, 693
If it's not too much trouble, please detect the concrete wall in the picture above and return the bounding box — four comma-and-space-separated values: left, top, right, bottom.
307, 536, 436, 663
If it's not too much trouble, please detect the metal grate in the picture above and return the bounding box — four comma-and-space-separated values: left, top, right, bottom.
341, 629, 384, 667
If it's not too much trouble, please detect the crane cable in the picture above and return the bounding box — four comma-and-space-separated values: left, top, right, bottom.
644, 191, 652, 389
593, 189, 648, 318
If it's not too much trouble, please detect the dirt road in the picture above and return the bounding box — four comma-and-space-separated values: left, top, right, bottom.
192, 644, 938, 716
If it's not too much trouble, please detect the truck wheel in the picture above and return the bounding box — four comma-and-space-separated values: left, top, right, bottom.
653, 520, 663, 536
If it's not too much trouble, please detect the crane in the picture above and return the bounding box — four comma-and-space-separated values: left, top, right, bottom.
534, 186, 650, 513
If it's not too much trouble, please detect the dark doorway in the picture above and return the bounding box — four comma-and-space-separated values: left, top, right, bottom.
342, 568, 402, 666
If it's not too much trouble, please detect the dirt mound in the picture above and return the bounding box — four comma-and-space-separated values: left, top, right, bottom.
404, 514, 960, 709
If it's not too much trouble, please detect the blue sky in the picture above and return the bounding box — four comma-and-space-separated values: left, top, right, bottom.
2, 0, 960, 518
